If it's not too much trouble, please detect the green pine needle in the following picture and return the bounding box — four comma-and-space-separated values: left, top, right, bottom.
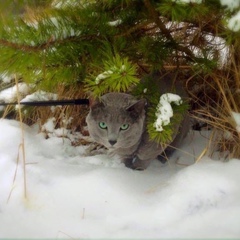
84, 54, 139, 97
147, 100, 189, 144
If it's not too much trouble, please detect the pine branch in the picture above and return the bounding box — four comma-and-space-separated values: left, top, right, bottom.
143, 0, 196, 62
144, 0, 172, 39
115, 20, 152, 37
0, 34, 100, 52
0, 38, 54, 52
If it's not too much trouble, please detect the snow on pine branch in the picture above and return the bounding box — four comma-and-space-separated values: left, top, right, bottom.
173, 0, 202, 3
107, 19, 122, 27
153, 93, 183, 132
95, 65, 126, 84
95, 70, 114, 84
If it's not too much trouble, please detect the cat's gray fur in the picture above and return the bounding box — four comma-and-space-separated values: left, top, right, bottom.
86, 72, 190, 170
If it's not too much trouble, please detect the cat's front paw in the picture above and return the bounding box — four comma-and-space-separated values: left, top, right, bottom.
123, 156, 148, 170
85, 142, 107, 156
157, 155, 167, 164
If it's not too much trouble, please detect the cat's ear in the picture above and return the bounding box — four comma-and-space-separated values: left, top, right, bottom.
126, 99, 146, 117
89, 96, 105, 109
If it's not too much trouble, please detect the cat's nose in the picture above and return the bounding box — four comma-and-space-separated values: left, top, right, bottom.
109, 140, 117, 146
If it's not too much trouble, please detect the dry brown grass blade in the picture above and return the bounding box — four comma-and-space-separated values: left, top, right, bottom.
1, 105, 14, 119
195, 147, 208, 163
7, 143, 22, 203
15, 75, 27, 199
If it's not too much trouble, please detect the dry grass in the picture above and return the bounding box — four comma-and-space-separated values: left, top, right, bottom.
188, 63, 240, 159
19, 83, 89, 139
3, 68, 239, 161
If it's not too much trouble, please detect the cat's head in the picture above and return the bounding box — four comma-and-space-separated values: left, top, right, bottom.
86, 92, 146, 150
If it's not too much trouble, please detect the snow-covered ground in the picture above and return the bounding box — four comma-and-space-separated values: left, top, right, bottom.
0, 118, 240, 238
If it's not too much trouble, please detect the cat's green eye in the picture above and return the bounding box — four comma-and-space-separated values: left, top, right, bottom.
120, 124, 129, 130
99, 122, 107, 129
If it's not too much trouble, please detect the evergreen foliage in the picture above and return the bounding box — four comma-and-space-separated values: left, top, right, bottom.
147, 99, 189, 144
84, 54, 139, 96
0, 0, 240, 150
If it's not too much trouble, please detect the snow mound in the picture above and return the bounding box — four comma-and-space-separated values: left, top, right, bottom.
0, 119, 240, 238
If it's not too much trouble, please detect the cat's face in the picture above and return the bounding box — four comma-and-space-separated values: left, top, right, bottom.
86, 93, 146, 150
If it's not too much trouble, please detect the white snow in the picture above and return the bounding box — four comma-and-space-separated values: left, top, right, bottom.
0, 84, 56, 106
231, 111, 240, 133
154, 93, 182, 131
0, 83, 29, 103
174, 0, 202, 4
20, 90, 58, 103
41, 118, 70, 138
0, 72, 13, 83
228, 11, 240, 32
95, 70, 113, 84
0, 88, 58, 111
220, 0, 240, 10
95, 65, 127, 84
0, 118, 240, 238
108, 19, 122, 27
220, 0, 240, 31
52, 0, 90, 9
41, 117, 56, 133
175, 0, 240, 8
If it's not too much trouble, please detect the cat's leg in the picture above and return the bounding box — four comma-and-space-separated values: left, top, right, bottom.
123, 156, 152, 170
123, 114, 190, 170
136, 139, 166, 167
157, 154, 168, 164
157, 113, 191, 163
157, 146, 175, 164
121, 133, 166, 170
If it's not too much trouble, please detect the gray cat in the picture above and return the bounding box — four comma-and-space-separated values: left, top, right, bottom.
86, 72, 190, 170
